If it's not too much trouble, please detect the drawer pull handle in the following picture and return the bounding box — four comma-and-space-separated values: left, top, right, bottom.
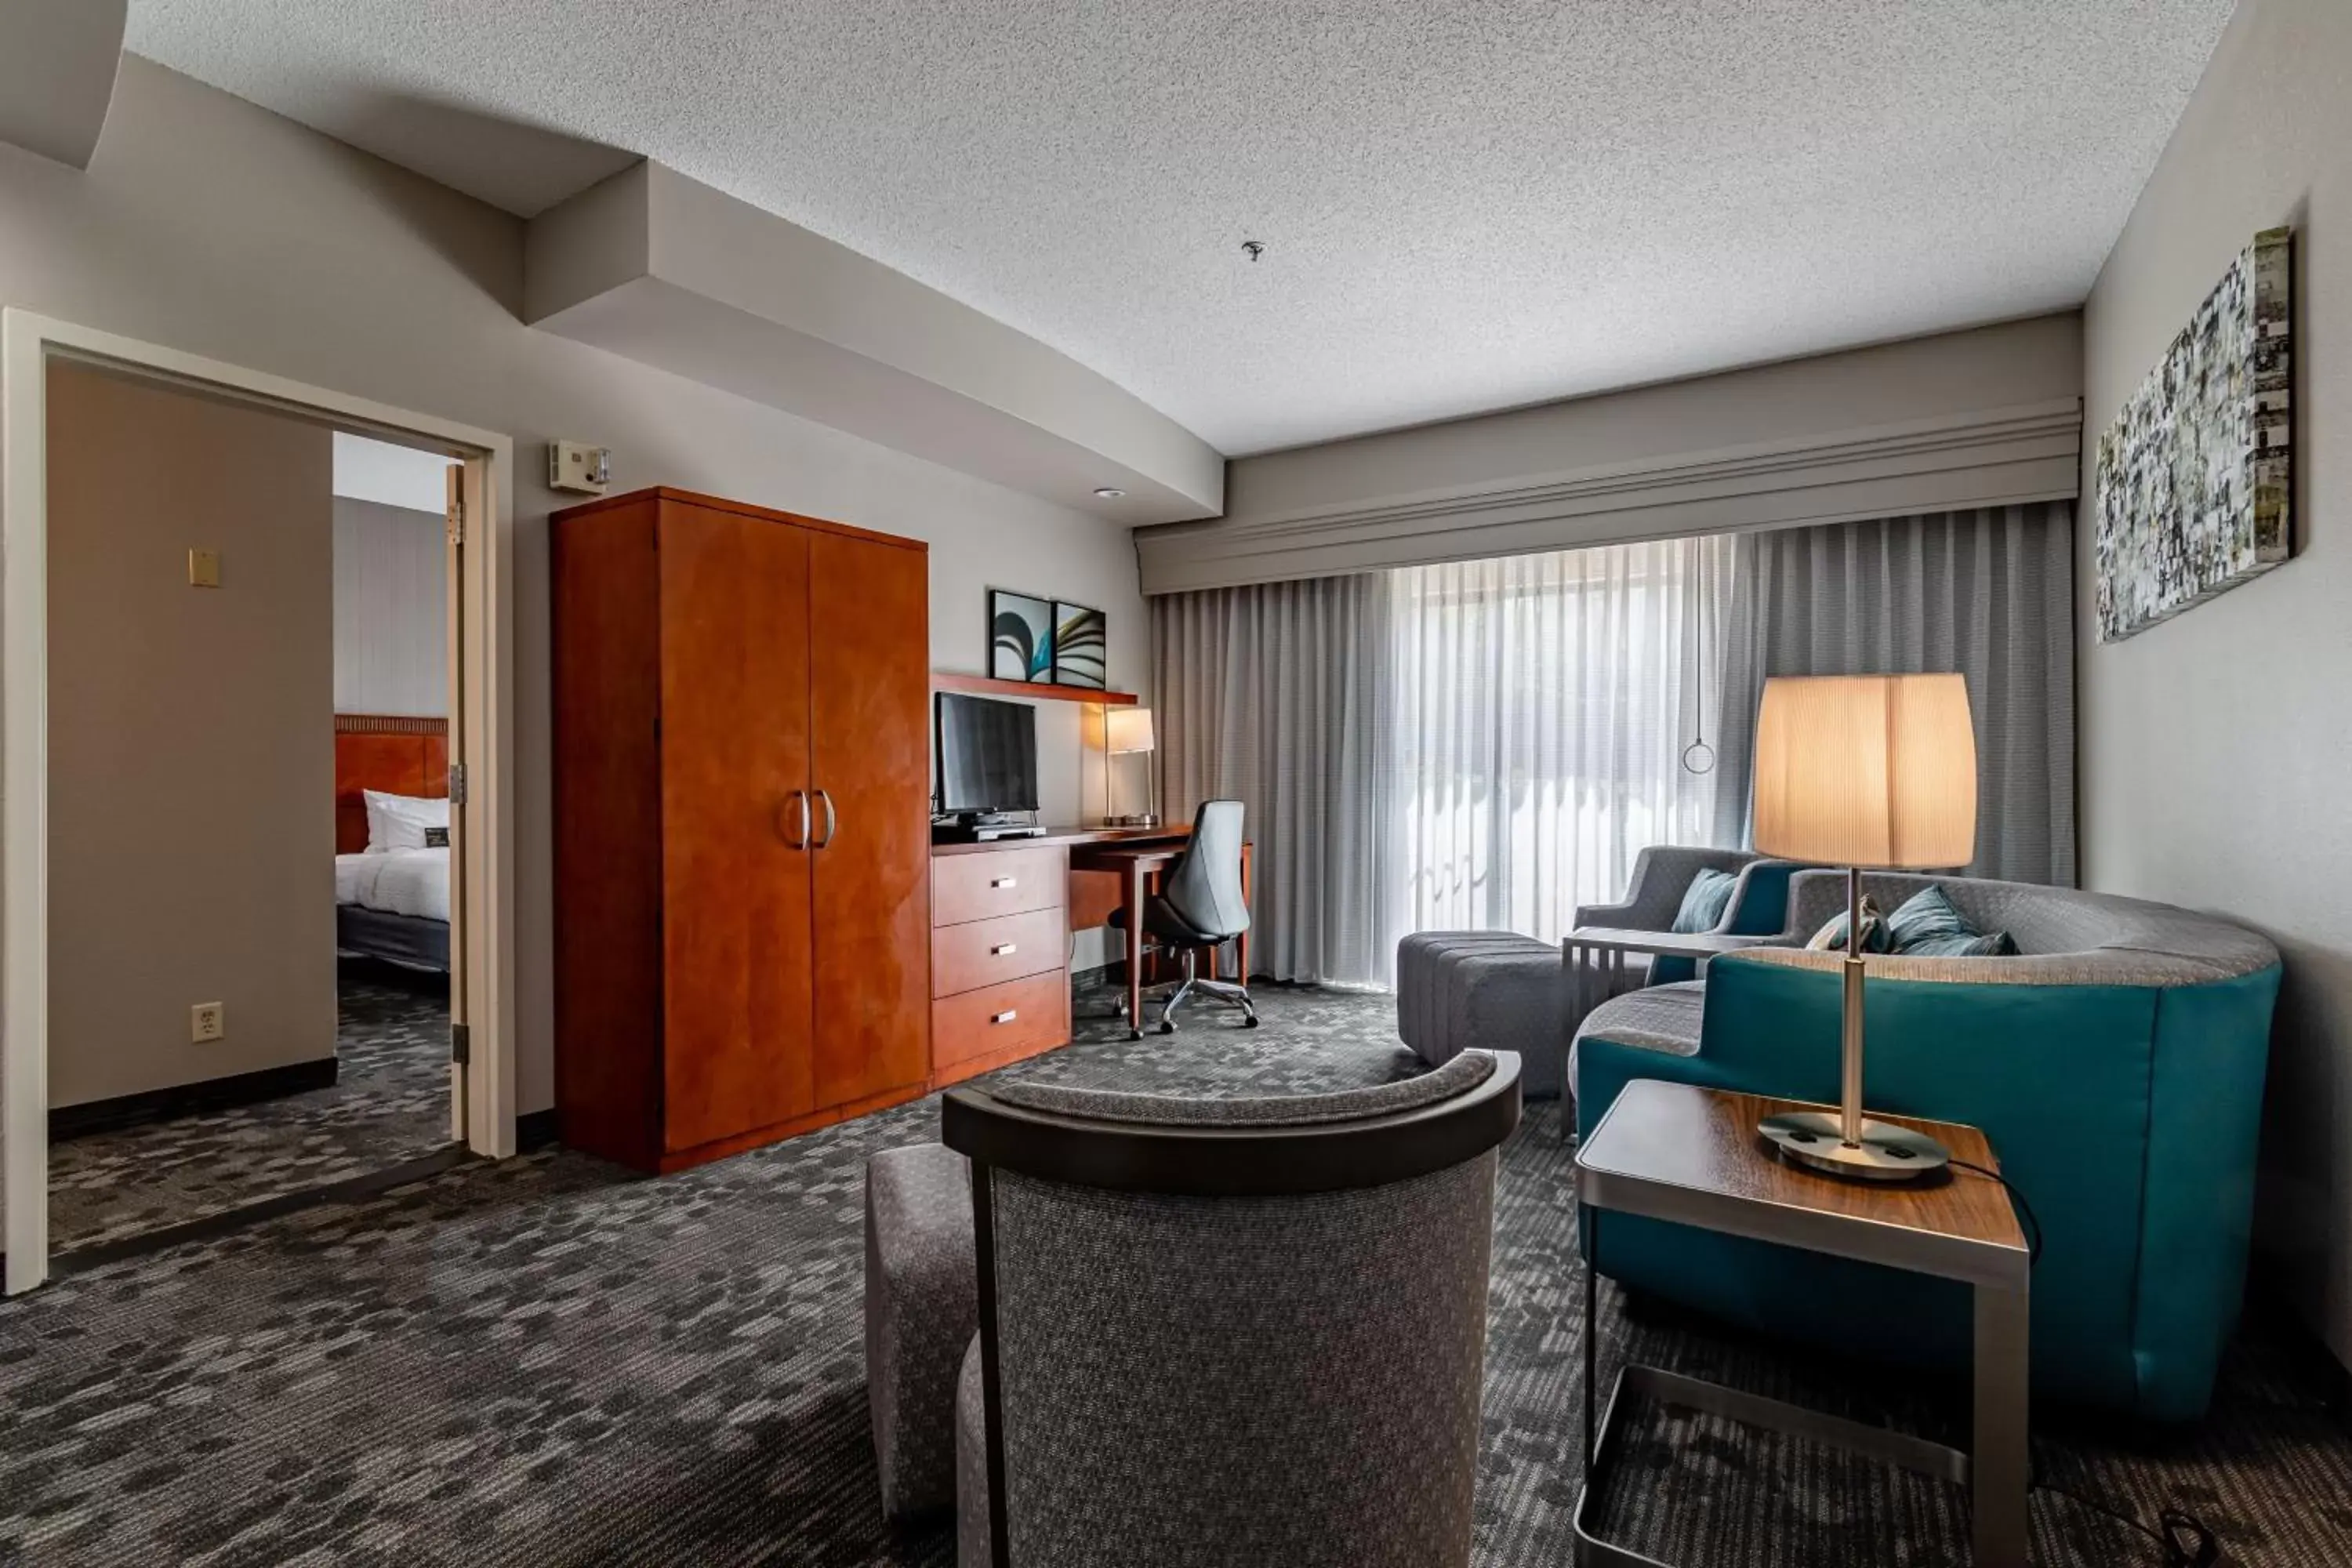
991, 1008, 1019, 1025
990, 876, 1018, 889
991, 942, 1018, 956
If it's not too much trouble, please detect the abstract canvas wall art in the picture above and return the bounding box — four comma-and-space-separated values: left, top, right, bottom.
989, 590, 1054, 681
2093, 227, 2293, 641
1051, 601, 1107, 689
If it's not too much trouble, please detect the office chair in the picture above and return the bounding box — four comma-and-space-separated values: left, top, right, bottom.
1112, 798, 1257, 1032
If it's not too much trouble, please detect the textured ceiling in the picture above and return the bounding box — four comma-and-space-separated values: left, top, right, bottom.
127, 1, 2237, 456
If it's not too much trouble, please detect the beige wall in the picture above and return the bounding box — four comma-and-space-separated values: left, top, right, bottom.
0, 55, 1146, 1114
1142, 313, 2085, 592
2079, 0, 2352, 1370
45, 361, 336, 1106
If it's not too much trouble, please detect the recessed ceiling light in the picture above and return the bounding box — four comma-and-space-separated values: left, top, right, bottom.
1093, 487, 1127, 499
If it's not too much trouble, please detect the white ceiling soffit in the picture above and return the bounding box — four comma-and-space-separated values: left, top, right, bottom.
525, 162, 1225, 523
128, 1, 2235, 457
332, 432, 456, 514
0, 0, 126, 169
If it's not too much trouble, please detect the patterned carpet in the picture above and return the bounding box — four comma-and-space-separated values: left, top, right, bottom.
46, 966, 455, 1253
1, 984, 2346, 1566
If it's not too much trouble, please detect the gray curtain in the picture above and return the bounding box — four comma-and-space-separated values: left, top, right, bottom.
1151, 576, 1399, 985
1712, 502, 2077, 884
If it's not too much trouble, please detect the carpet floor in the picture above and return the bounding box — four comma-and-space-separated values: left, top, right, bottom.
46, 965, 456, 1254
1, 984, 2345, 1566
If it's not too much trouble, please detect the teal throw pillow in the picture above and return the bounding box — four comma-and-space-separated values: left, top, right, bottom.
1903, 929, 2020, 958
1886, 885, 1973, 953
1670, 868, 1739, 934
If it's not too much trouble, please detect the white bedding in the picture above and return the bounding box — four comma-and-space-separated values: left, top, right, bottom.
336, 847, 450, 923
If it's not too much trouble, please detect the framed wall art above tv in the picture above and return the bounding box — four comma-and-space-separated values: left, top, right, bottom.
989, 589, 1054, 682
1051, 601, 1106, 689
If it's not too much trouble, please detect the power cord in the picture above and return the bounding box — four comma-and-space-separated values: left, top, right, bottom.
1947, 1156, 2043, 1265
1944, 1160, 2222, 1563
2031, 1463, 2223, 1566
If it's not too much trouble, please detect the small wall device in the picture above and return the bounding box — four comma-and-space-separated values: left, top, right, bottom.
548, 441, 612, 495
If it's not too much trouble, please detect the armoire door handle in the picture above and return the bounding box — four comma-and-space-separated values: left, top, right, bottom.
814, 788, 838, 848
779, 789, 809, 849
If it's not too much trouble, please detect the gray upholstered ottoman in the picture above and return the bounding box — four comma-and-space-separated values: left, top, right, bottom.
865, 1143, 977, 1520
1396, 931, 1571, 1100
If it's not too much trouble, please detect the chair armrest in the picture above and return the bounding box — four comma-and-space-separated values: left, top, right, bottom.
1580, 845, 1757, 934
1711, 859, 1802, 938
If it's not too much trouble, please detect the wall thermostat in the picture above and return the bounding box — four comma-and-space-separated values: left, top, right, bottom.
548, 440, 612, 495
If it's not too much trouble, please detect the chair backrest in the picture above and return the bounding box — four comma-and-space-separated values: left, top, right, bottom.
1160, 797, 1250, 939
942, 1051, 1521, 1568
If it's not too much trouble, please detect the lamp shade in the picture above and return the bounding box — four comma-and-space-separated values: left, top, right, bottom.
1105, 706, 1157, 755
1751, 674, 1977, 869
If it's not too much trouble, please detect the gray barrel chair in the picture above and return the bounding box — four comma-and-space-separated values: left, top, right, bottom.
942, 1050, 1522, 1568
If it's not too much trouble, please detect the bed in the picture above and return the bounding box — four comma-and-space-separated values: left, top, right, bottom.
335, 713, 452, 972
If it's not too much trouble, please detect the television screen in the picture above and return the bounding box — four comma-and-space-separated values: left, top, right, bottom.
936, 694, 1040, 815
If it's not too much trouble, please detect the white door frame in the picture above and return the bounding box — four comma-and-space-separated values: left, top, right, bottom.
2, 310, 518, 1294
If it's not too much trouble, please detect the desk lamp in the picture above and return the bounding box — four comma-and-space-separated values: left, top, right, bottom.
1105, 706, 1159, 827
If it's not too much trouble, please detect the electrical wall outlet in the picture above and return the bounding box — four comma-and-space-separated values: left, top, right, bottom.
191, 1002, 225, 1044
187, 548, 222, 587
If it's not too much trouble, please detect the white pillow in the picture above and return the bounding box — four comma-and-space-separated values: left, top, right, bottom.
364, 789, 450, 853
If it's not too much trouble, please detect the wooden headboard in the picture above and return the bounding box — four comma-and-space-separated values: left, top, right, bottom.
335, 714, 448, 854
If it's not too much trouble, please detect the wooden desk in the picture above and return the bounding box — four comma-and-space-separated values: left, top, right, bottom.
930, 826, 1251, 1064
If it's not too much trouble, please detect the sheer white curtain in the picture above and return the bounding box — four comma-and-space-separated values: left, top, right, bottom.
1390, 535, 1734, 946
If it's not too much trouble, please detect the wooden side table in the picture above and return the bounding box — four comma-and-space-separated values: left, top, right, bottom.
1573, 1080, 2031, 1568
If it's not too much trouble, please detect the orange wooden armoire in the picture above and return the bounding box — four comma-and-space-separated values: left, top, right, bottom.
551, 488, 932, 1171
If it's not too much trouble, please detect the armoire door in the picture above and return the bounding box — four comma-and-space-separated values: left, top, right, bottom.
659, 502, 817, 1150
807, 527, 932, 1107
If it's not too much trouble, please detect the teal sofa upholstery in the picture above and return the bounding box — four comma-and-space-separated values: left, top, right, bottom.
1573, 871, 2281, 1421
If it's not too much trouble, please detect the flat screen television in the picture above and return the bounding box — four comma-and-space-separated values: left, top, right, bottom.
935, 693, 1040, 816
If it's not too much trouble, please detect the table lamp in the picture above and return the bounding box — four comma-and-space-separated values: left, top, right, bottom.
1749, 673, 1977, 1181
1104, 706, 1159, 827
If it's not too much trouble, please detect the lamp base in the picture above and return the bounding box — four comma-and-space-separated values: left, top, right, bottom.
1759, 1111, 1951, 1183
1106, 813, 1160, 828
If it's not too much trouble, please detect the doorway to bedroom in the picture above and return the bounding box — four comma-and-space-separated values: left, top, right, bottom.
39, 368, 468, 1258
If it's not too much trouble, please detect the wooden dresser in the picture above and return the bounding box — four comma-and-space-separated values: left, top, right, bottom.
552, 488, 933, 1173
929, 840, 1073, 1088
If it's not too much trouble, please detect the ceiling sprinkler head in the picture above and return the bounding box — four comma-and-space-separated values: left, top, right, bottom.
1242, 240, 1265, 262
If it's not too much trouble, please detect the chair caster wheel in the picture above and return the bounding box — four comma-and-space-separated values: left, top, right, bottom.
1156, 1020, 1176, 1036
1242, 1014, 1261, 1029
1125, 1029, 1143, 1042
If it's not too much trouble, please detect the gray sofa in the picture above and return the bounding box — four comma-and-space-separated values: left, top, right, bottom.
1397, 846, 1780, 1098
1570, 869, 2284, 1419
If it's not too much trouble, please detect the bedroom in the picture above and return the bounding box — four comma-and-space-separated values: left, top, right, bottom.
43, 365, 466, 1255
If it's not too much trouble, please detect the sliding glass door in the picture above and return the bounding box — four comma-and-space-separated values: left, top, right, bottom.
1388, 535, 1734, 946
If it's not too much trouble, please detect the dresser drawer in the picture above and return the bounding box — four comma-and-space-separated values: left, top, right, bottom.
932, 844, 1065, 927
933, 971, 1069, 1071
933, 906, 1066, 998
